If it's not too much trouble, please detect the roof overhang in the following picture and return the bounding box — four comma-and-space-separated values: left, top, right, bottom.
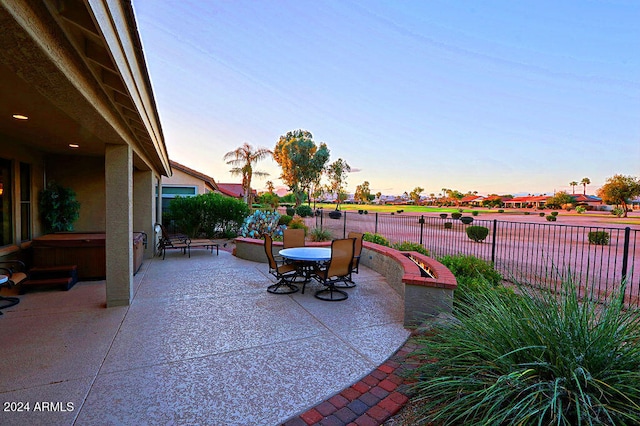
0, 0, 170, 175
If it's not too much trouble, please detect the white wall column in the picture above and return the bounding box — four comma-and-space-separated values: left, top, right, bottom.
105, 144, 133, 307
133, 169, 154, 259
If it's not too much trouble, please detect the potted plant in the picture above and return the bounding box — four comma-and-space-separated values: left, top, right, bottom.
39, 181, 81, 233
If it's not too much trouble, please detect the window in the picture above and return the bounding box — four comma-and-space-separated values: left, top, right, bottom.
0, 158, 12, 246
20, 162, 31, 241
161, 185, 197, 214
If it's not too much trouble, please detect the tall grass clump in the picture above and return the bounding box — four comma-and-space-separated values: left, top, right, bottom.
410, 279, 640, 425
438, 255, 509, 306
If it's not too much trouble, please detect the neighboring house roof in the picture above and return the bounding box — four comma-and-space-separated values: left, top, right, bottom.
169, 160, 218, 192
460, 195, 483, 203
571, 194, 602, 203
217, 183, 256, 199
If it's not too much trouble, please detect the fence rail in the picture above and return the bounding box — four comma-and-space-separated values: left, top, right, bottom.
312, 211, 639, 306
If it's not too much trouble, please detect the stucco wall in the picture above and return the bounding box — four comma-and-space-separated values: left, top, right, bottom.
162, 168, 210, 195
46, 155, 105, 232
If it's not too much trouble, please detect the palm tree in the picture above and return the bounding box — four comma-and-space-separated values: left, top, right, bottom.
581, 177, 591, 195
223, 142, 272, 206
569, 181, 579, 194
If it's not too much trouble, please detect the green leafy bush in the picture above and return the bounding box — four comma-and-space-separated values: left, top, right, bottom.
169, 192, 249, 238
392, 241, 429, 256
588, 231, 610, 245
309, 227, 332, 242
523, 211, 530, 215
278, 215, 293, 226
471, 210, 479, 216
497, 209, 504, 213
39, 181, 81, 233
362, 232, 390, 247
451, 212, 462, 219
295, 205, 313, 217
465, 225, 489, 242
576, 205, 586, 214
288, 216, 308, 234
411, 279, 640, 425
285, 206, 295, 216
439, 213, 448, 219
444, 222, 453, 229
460, 216, 473, 224
546, 214, 557, 222
539, 212, 545, 217
551, 211, 559, 217
612, 207, 624, 217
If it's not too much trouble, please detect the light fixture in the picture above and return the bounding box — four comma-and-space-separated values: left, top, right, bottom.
12, 114, 28, 120
0, 183, 3, 196
68, 143, 79, 148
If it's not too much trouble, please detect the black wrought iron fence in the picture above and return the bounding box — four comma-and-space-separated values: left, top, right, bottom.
311, 211, 639, 306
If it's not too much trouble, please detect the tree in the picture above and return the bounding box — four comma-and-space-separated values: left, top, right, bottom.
409, 187, 424, 205
325, 158, 351, 211
597, 174, 640, 218
581, 177, 591, 195
273, 129, 330, 207
546, 191, 575, 209
265, 180, 275, 194
354, 181, 372, 204
223, 142, 272, 206
569, 181, 579, 194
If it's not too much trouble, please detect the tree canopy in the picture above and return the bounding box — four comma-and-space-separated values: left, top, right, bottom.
354, 181, 372, 204
273, 129, 330, 206
597, 174, 640, 217
223, 142, 272, 206
325, 158, 351, 210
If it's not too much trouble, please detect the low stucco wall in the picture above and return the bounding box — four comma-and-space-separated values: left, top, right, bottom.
234, 237, 457, 326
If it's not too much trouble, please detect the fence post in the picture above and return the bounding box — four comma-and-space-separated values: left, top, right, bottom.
375, 212, 378, 234
419, 215, 425, 246
343, 211, 347, 238
491, 219, 498, 264
621, 226, 631, 282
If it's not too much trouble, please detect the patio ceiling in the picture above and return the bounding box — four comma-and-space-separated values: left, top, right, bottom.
0, 0, 170, 174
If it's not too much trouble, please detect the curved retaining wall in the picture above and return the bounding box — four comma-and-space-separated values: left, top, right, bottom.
234, 237, 456, 326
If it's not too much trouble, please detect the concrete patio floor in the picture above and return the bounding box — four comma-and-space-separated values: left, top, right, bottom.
0, 249, 409, 425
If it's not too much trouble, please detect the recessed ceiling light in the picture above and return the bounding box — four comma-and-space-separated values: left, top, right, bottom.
68, 144, 80, 148
12, 114, 28, 120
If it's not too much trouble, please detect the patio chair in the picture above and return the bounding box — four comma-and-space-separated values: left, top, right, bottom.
313, 238, 355, 301
154, 223, 189, 259
0, 260, 27, 315
263, 234, 299, 294
335, 231, 363, 288
283, 228, 305, 249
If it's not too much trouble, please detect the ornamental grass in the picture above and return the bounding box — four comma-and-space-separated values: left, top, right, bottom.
411, 277, 640, 425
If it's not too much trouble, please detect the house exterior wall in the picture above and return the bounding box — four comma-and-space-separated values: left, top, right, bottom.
162, 168, 212, 195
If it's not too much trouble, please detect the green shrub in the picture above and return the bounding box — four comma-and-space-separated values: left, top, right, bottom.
309, 227, 332, 242
362, 232, 390, 247
444, 222, 453, 229
612, 207, 624, 217
295, 205, 313, 217
451, 212, 462, 220
39, 181, 81, 233
392, 241, 429, 256
170, 192, 249, 238
576, 206, 586, 214
278, 215, 293, 226
539, 212, 545, 217
497, 209, 504, 213
439, 213, 448, 219
438, 254, 502, 287
460, 216, 473, 224
285, 206, 295, 216
465, 225, 489, 242
524, 211, 530, 215
410, 279, 640, 425
288, 216, 308, 234
588, 231, 610, 245
546, 214, 557, 222
551, 211, 559, 216
471, 210, 478, 216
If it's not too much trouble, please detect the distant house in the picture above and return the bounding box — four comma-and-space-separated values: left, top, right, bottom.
217, 183, 256, 200
571, 194, 603, 209
503, 195, 550, 209
162, 160, 219, 213
460, 195, 484, 206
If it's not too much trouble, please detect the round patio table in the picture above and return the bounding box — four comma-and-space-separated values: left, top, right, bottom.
279, 247, 332, 262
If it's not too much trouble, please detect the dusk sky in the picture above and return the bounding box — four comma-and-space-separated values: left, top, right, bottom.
133, 0, 639, 197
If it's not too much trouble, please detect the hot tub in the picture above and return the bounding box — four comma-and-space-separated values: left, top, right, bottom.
32, 232, 145, 280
